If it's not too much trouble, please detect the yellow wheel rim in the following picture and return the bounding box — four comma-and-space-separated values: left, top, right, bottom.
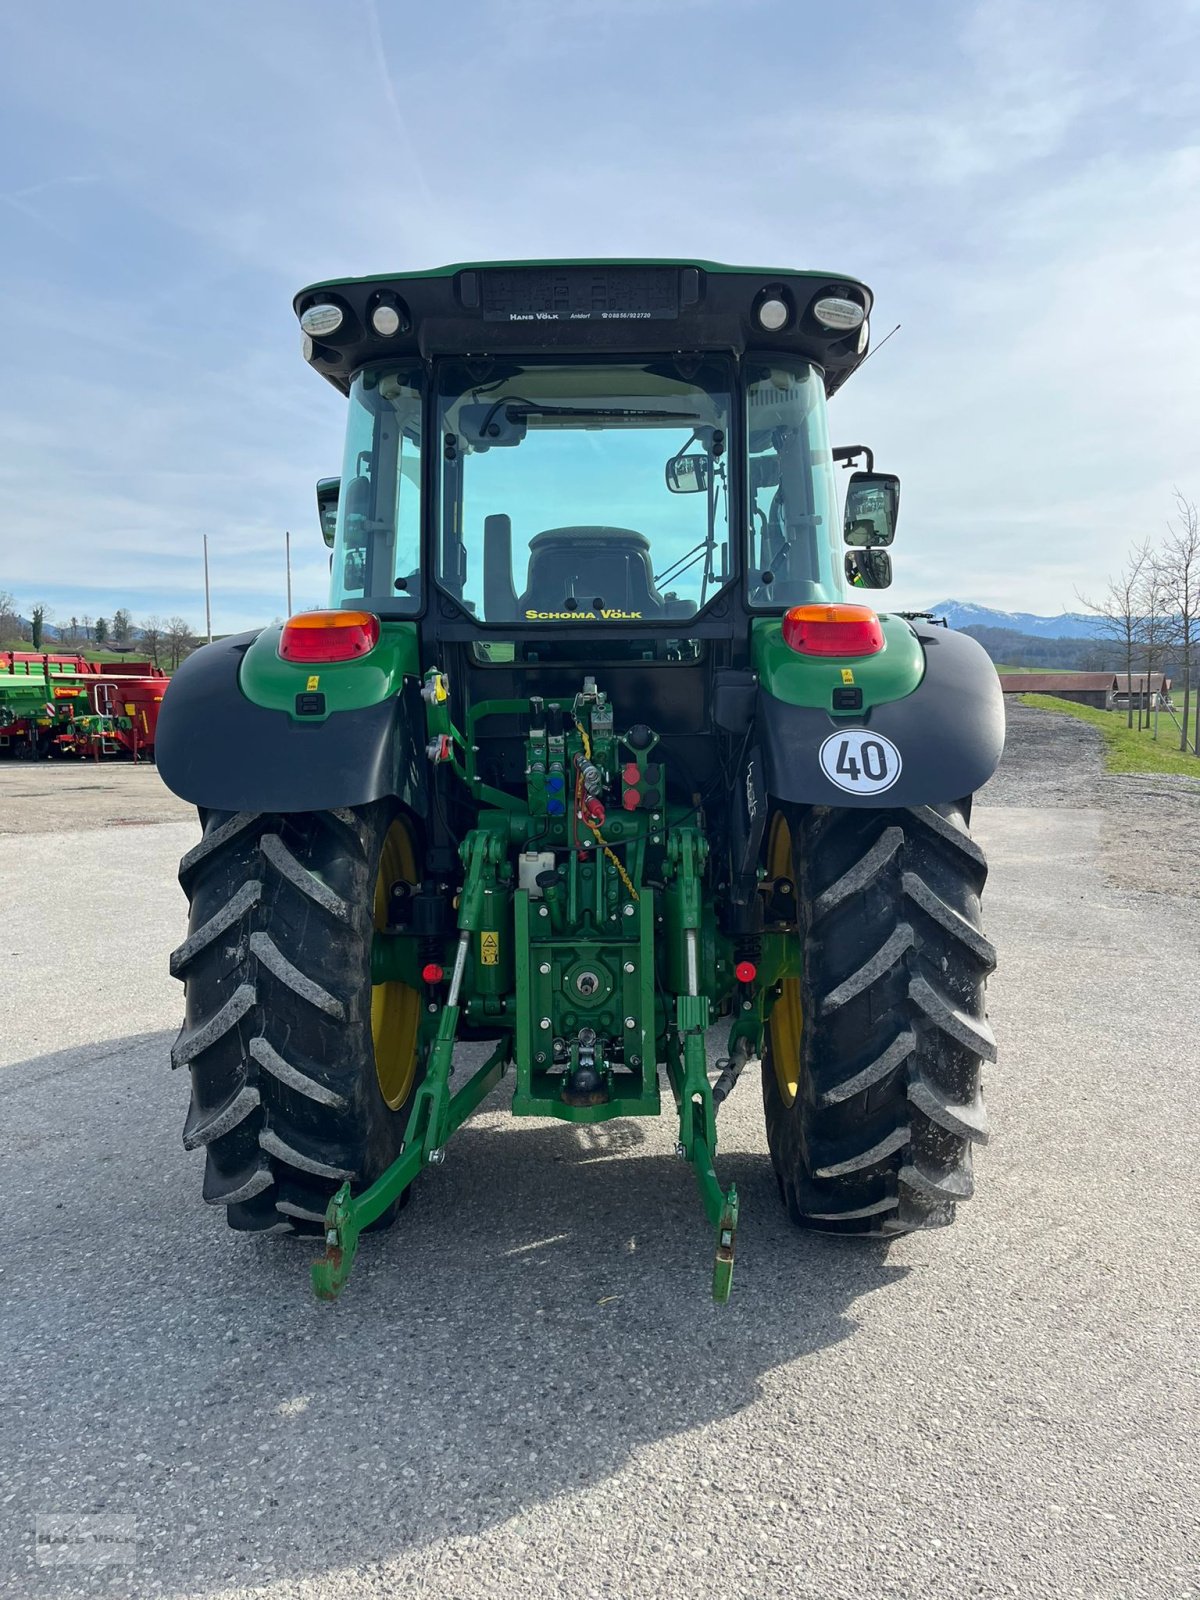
767, 812, 803, 1107
371, 818, 421, 1109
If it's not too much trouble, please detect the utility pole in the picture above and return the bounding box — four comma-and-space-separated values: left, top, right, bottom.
203, 534, 213, 644
285, 530, 293, 616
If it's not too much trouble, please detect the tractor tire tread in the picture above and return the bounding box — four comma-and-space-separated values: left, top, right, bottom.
178, 811, 262, 890
247, 932, 345, 1018
182, 1084, 261, 1149
763, 799, 994, 1236
171, 982, 257, 1069
171, 803, 414, 1236
248, 1036, 348, 1109
258, 832, 352, 921
169, 880, 263, 979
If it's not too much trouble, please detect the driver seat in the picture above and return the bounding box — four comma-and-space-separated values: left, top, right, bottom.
518, 527, 666, 617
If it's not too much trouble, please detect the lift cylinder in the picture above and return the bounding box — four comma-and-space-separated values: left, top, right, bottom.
473, 881, 513, 997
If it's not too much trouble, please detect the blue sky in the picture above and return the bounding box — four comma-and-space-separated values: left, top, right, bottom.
2, 0, 1198, 632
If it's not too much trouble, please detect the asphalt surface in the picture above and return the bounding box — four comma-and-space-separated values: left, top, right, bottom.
1, 722, 1198, 1600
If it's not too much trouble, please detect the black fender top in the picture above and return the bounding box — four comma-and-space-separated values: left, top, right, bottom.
758, 625, 1005, 809
156, 632, 425, 815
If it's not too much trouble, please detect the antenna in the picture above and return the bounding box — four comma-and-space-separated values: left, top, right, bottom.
857, 322, 901, 369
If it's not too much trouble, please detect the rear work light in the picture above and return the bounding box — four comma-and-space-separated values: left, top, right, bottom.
782, 603, 884, 658
279, 610, 380, 663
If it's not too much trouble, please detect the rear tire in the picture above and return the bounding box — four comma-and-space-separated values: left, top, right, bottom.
762, 800, 996, 1235
170, 803, 422, 1236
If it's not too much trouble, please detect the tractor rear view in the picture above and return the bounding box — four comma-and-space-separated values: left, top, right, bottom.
157, 260, 1004, 1300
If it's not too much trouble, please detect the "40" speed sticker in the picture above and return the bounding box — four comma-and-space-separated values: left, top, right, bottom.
818, 729, 902, 795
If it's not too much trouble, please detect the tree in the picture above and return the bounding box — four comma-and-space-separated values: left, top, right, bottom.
1161, 491, 1200, 756
0, 589, 19, 642
69, 615, 79, 646
1079, 542, 1150, 727
111, 607, 133, 646
31, 604, 48, 649
1135, 561, 1172, 735
94, 617, 109, 645
165, 616, 196, 669
140, 615, 164, 667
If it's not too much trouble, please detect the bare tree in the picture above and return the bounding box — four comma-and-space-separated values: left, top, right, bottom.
1079, 541, 1151, 727
1161, 491, 1200, 756
1136, 562, 1172, 734
165, 616, 197, 669
0, 589, 20, 642
140, 615, 164, 667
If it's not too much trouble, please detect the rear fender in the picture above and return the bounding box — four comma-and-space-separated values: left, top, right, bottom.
756, 623, 1005, 809
156, 626, 427, 815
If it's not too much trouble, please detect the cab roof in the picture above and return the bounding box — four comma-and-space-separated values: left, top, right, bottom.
293, 258, 874, 397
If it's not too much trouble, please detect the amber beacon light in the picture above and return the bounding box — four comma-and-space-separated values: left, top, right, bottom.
279, 610, 381, 663
781, 603, 885, 658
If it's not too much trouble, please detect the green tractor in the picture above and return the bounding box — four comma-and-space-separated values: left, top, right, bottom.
158, 261, 1004, 1301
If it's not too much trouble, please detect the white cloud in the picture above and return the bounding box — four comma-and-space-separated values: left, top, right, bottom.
0, 0, 1198, 627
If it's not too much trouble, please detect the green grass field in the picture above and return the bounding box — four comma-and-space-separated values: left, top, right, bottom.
1, 638, 154, 664
1020, 693, 1200, 777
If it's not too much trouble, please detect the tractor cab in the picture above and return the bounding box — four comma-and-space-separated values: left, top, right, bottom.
297, 261, 895, 662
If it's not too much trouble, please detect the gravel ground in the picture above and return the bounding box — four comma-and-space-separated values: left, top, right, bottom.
0, 761, 195, 835
983, 701, 1200, 897
1, 722, 1198, 1600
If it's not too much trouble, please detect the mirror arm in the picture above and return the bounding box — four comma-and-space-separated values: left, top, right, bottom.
833, 444, 875, 473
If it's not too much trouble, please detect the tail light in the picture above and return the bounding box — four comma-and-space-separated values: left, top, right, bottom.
279, 610, 380, 663
782, 603, 884, 658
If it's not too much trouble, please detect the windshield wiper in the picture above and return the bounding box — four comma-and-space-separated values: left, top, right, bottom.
654, 541, 708, 587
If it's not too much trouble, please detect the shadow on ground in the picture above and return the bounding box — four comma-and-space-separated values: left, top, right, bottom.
1, 1031, 906, 1596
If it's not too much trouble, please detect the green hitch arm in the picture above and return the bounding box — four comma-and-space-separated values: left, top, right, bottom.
312, 832, 502, 1303
310, 1035, 508, 1301
664, 824, 739, 1303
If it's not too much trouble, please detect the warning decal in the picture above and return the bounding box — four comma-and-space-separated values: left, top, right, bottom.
480, 931, 500, 966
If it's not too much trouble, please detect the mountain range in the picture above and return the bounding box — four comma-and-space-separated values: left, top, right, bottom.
8, 601, 1105, 648
924, 601, 1104, 640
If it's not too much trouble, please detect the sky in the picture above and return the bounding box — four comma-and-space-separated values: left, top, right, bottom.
1, 0, 1198, 633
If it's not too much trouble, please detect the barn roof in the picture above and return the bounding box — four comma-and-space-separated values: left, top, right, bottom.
998, 672, 1113, 693
1110, 673, 1171, 692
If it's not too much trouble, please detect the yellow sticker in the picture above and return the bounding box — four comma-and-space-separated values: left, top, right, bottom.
480, 931, 500, 966
306, 674, 320, 691
840, 669, 855, 685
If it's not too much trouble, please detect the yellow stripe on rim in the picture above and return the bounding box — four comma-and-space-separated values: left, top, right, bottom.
767, 811, 803, 1107
371, 818, 421, 1109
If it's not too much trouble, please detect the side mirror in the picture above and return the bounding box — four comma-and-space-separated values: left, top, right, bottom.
316, 477, 340, 549
843, 471, 899, 547
845, 549, 893, 589
666, 453, 710, 493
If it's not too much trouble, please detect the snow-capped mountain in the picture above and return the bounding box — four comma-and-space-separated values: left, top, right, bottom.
926, 601, 1104, 640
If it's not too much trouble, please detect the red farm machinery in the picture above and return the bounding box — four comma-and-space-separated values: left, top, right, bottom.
0, 651, 168, 761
